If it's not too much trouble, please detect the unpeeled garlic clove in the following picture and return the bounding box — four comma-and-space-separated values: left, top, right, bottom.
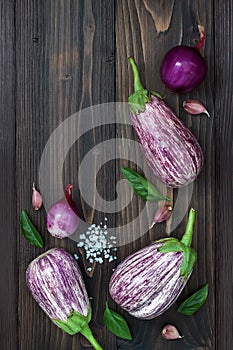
183, 100, 210, 117
150, 205, 172, 228
32, 183, 43, 210
161, 324, 183, 340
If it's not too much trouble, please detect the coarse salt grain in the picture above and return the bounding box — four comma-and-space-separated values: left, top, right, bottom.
76, 219, 117, 266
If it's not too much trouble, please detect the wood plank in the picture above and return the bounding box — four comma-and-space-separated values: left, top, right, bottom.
5, 0, 231, 349
214, 1, 233, 349
16, 1, 115, 349
115, 0, 215, 349
0, 1, 18, 349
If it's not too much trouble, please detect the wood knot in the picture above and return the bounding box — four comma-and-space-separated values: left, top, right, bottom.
106, 53, 115, 63
59, 74, 72, 81
32, 37, 39, 43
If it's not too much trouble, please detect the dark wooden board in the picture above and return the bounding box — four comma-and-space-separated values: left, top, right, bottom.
214, 1, 233, 350
0, 0, 232, 349
0, 2, 18, 350
115, 1, 215, 349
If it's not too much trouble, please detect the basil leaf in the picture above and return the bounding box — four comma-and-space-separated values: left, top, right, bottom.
103, 302, 132, 340
20, 210, 44, 248
121, 168, 169, 202
177, 284, 208, 315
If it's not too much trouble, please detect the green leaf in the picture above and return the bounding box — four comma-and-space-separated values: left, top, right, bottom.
150, 90, 163, 99
158, 240, 197, 279
128, 89, 151, 114
20, 210, 44, 248
180, 247, 197, 279
158, 239, 183, 253
177, 284, 209, 316
52, 307, 92, 335
53, 307, 104, 350
103, 302, 132, 340
155, 237, 178, 243
121, 168, 169, 202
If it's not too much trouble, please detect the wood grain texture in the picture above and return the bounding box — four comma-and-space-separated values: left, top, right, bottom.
0, 0, 232, 349
115, 0, 215, 349
214, 1, 233, 349
16, 1, 115, 349
0, 1, 18, 350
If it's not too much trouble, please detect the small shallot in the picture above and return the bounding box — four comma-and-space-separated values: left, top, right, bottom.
162, 324, 183, 340
32, 183, 43, 210
183, 100, 210, 117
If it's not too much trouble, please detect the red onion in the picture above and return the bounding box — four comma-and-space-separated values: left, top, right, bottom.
160, 26, 207, 93
46, 184, 79, 239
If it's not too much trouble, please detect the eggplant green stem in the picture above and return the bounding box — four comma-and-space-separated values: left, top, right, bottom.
128, 57, 144, 92
180, 208, 196, 247
81, 325, 103, 350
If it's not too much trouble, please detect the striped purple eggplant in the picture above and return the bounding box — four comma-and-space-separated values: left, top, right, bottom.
128, 57, 203, 188
26, 248, 103, 350
109, 209, 196, 320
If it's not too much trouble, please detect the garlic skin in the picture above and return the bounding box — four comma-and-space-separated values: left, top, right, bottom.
151, 205, 172, 228
162, 324, 183, 340
183, 100, 210, 117
32, 183, 43, 210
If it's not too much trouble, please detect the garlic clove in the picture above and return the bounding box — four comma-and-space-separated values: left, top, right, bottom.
150, 205, 172, 228
162, 324, 183, 340
183, 100, 210, 117
32, 183, 43, 210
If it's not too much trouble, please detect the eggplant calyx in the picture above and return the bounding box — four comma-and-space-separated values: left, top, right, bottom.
128, 57, 162, 114
128, 57, 150, 114
158, 208, 197, 279
52, 305, 92, 335
158, 239, 197, 280
128, 88, 151, 114
52, 306, 103, 349
150, 90, 163, 99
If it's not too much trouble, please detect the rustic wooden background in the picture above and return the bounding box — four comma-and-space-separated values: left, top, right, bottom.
0, 0, 232, 349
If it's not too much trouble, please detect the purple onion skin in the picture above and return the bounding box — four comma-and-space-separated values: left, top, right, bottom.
47, 197, 79, 238
109, 242, 186, 320
160, 45, 207, 93
131, 95, 204, 187
26, 248, 89, 321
